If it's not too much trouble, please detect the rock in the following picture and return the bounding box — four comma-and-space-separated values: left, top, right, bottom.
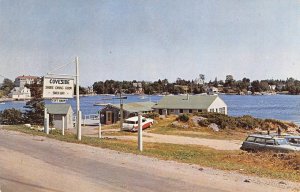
244, 179, 250, 183
24, 124, 31, 128
198, 168, 204, 171
171, 121, 180, 127
191, 116, 207, 126
208, 123, 219, 132
171, 121, 189, 129
182, 125, 189, 129
279, 181, 286, 185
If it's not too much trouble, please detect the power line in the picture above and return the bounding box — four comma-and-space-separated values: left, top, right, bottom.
46, 59, 74, 75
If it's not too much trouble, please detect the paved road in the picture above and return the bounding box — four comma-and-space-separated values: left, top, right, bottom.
0, 129, 298, 192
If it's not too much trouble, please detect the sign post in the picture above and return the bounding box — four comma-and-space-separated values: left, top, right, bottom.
43, 57, 81, 141
75, 57, 81, 141
62, 116, 65, 136
44, 108, 49, 134
98, 122, 102, 139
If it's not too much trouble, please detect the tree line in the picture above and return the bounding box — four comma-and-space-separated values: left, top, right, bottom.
92, 77, 300, 95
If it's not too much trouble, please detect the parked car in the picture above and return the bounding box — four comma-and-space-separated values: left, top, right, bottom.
122, 116, 154, 132
285, 135, 300, 147
240, 134, 300, 153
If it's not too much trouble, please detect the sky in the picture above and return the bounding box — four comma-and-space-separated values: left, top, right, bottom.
0, 0, 299, 86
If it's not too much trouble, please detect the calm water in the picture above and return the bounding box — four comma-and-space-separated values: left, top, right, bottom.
1, 95, 300, 125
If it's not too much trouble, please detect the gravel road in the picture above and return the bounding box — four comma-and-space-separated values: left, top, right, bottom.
0, 128, 299, 192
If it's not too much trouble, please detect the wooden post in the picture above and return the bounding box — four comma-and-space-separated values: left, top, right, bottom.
138, 113, 143, 151
62, 116, 65, 136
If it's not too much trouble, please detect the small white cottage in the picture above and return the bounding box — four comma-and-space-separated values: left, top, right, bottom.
45, 104, 74, 129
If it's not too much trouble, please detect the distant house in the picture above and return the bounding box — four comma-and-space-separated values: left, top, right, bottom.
14, 75, 40, 87
269, 85, 276, 91
207, 87, 219, 95
152, 95, 227, 115
9, 87, 31, 100
133, 82, 143, 94
100, 101, 155, 125
276, 84, 286, 91
45, 104, 74, 129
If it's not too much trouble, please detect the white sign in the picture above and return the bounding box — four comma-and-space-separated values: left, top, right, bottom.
43, 77, 74, 99
51, 99, 67, 103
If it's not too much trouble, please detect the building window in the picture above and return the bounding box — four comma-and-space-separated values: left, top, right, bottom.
219, 107, 225, 114
180, 109, 183, 113
198, 109, 202, 112
210, 109, 214, 112
189, 109, 193, 113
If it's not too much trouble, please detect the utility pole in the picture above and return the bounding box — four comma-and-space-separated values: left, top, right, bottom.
76, 57, 81, 141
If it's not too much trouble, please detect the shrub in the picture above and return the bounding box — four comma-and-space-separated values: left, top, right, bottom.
177, 114, 189, 122
143, 112, 159, 119
198, 119, 210, 127
0, 108, 24, 125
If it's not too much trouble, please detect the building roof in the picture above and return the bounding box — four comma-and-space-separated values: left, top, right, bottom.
45, 104, 73, 115
16, 75, 39, 79
152, 95, 220, 110
110, 101, 155, 113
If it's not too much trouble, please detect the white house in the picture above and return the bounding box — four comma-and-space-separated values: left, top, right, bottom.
152, 95, 227, 115
207, 87, 219, 95
9, 87, 31, 100
45, 104, 74, 129
14, 75, 40, 87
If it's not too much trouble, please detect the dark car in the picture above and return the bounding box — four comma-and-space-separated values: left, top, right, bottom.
240, 134, 300, 153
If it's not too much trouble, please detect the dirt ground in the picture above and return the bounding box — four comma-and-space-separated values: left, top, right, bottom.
73, 126, 242, 150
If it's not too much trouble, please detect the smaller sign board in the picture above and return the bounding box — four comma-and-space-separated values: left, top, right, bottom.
43, 76, 74, 99
51, 99, 67, 103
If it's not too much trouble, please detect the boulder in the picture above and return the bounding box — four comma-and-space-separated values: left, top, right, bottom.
208, 123, 219, 132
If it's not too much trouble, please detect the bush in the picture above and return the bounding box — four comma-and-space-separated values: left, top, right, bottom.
0, 108, 24, 125
143, 112, 159, 119
193, 112, 293, 130
198, 119, 210, 127
177, 114, 189, 122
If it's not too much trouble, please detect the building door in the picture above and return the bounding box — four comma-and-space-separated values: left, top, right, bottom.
159, 109, 163, 115
106, 111, 112, 125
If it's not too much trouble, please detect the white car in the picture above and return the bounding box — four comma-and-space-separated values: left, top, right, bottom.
122, 116, 154, 132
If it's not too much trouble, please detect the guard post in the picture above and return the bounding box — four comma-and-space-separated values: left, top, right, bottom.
138, 113, 143, 151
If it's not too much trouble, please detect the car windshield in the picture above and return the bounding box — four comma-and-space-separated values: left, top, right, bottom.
276, 139, 288, 145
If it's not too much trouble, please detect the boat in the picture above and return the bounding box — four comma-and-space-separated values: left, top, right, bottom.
139, 95, 148, 99
94, 102, 111, 106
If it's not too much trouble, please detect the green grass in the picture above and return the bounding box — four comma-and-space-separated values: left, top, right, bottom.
3, 125, 300, 182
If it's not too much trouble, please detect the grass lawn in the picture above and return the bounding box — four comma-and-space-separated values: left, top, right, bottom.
2, 125, 300, 182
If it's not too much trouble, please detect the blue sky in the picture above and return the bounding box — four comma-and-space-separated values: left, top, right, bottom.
0, 0, 299, 86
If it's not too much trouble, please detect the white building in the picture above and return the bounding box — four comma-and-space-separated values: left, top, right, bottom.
207, 87, 219, 95
45, 104, 74, 129
9, 87, 31, 100
14, 75, 39, 87
152, 95, 227, 115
